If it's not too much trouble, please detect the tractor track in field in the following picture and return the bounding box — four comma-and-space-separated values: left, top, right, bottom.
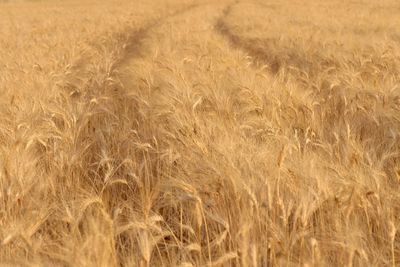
214, 1, 342, 78
117, 3, 202, 68
214, 1, 283, 74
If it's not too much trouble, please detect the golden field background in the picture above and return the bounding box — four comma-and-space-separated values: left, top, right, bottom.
1, 0, 400, 266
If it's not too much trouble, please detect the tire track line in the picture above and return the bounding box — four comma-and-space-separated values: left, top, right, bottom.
117, 3, 202, 68
214, 2, 341, 77
214, 1, 283, 74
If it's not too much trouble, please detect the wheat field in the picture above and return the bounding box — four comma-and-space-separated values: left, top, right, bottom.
1, 0, 400, 266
